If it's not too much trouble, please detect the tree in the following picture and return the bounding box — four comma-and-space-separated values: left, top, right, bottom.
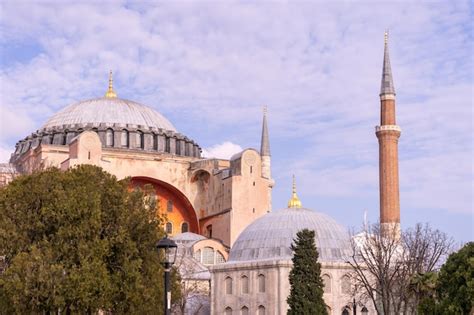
287, 229, 327, 315
348, 223, 453, 314
0, 165, 180, 314
419, 242, 474, 314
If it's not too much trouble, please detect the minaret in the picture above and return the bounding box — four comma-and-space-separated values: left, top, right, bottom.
376, 31, 401, 237
260, 106, 271, 179
105, 70, 117, 98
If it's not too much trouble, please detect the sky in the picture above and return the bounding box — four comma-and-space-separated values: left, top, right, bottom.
0, 1, 472, 243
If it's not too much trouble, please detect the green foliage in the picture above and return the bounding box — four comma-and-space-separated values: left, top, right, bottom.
419, 242, 474, 315
287, 229, 328, 315
0, 165, 179, 314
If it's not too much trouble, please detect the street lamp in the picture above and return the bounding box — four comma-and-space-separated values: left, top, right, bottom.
156, 235, 178, 315
347, 298, 369, 315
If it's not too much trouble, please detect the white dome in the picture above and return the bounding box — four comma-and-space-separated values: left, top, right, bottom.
42, 97, 176, 131
229, 207, 352, 263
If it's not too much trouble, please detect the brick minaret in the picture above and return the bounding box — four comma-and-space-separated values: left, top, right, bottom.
376, 31, 401, 237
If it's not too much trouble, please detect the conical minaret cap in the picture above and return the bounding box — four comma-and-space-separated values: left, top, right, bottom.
287, 175, 302, 208
380, 31, 396, 96
260, 106, 271, 156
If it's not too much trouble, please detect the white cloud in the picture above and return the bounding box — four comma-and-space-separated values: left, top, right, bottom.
202, 142, 243, 160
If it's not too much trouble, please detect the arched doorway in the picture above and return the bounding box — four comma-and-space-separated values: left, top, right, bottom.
131, 176, 199, 235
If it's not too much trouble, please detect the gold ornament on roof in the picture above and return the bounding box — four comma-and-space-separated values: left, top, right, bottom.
288, 175, 302, 208
105, 70, 117, 98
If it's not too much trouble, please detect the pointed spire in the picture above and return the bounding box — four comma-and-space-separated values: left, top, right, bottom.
380, 30, 396, 96
260, 106, 271, 157
105, 70, 117, 98
288, 175, 302, 208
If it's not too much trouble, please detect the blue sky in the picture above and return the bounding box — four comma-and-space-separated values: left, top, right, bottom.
0, 1, 472, 243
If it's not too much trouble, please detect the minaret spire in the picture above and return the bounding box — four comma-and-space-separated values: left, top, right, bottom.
288, 175, 302, 209
376, 31, 401, 238
260, 106, 271, 157
380, 30, 395, 97
260, 106, 271, 180
105, 70, 117, 98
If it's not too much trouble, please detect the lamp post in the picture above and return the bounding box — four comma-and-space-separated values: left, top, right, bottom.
156, 235, 178, 315
347, 298, 369, 315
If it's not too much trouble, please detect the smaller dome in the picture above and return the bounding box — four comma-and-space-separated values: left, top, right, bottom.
229, 207, 351, 263
173, 232, 207, 243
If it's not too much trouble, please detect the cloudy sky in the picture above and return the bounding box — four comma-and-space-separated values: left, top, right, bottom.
0, 1, 472, 242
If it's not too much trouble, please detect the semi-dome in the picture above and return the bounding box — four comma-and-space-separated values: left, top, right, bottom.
42, 97, 176, 132
229, 207, 352, 263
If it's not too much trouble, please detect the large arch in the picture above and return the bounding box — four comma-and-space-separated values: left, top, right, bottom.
131, 176, 199, 235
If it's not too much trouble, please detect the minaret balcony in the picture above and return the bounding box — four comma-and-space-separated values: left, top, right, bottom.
375, 125, 401, 132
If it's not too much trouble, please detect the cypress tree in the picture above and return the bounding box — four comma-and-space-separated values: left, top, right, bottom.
287, 228, 327, 315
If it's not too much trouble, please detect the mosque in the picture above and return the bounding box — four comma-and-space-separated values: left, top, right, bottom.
0, 33, 401, 315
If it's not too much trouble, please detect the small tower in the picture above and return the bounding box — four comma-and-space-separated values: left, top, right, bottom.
376, 31, 401, 237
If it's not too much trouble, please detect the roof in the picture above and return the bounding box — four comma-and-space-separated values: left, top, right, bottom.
42, 97, 177, 131
229, 207, 352, 263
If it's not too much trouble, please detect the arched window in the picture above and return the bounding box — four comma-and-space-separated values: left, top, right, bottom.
240, 306, 249, 315
165, 222, 173, 234
225, 307, 232, 315
241, 275, 249, 294
106, 129, 114, 147
165, 137, 170, 153
136, 131, 144, 149
193, 249, 201, 261
121, 130, 129, 147
342, 308, 350, 315
323, 274, 332, 293
167, 200, 173, 212
326, 305, 332, 315
225, 277, 232, 295
153, 133, 158, 150
258, 274, 265, 293
341, 275, 351, 294
258, 306, 265, 315
181, 222, 189, 233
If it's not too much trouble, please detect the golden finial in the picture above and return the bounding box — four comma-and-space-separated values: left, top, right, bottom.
105, 70, 117, 98
287, 174, 302, 208
384, 30, 389, 44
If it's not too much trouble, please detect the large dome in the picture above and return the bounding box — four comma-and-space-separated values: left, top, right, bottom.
229, 207, 352, 263
42, 97, 176, 132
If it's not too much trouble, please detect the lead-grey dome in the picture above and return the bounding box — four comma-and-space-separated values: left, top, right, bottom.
42, 97, 176, 131
229, 208, 351, 263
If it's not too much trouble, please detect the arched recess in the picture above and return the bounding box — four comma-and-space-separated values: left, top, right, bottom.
190, 169, 211, 219
131, 176, 199, 235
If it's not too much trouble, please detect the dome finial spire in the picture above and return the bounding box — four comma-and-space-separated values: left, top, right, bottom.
288, 174, 302, 208
105, 70, 117, 98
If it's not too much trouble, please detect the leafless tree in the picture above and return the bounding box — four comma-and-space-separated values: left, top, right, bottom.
347, 222, 453, 315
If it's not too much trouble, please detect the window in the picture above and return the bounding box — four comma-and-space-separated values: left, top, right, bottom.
323, 274, 332, 293
250, 166, 253, 173
181, 222, 189, 233
225, 277, 232, 294
240, 306, 248, 315
258, 306, 265, 315
216, 251, 225, 264
342, 308, 350, 315
165, 222, 173, 234
121, 130, 129, 147
206, 225, 213, 238
341, 275, 351, 294
153, 133, 158, 150
241, 275, 249, 294
258, 274, 265, 293
136, 131, 144, 149
165, 137, 170, 153
106, 129, 114, 147
202, 247, 214, 265
225, 307, 232, 315
167, 200, 173, 212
